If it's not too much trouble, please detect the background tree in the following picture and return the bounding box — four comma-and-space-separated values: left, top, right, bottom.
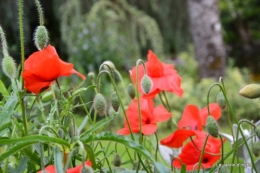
187, 0, 226, 79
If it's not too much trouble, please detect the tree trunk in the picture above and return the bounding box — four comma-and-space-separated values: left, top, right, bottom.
187, 0, 226, 79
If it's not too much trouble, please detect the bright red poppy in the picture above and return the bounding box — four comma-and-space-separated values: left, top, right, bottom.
160, 103, 221, 148
172, 131, 222, 171
22, 44, 86, 94
130, 50, 183, 98
117, 97, 172, 135
37, 160, 92, 173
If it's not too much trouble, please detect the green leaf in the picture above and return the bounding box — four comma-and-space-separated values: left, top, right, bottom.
0, 80, 9, 97
14, 157, 28, 173
0, 142, 35, 161
80, 114, 116, 140
180, 164, 186, 173
0, 135, 70, 147
54, 146, 64, 173
85, 144, 97, 169
70, 85, 96, 99
82, 132, 170, 173
0, 121, 12, 136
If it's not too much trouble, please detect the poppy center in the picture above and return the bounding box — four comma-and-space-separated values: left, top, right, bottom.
145, 118, 151, 124
202, 157, 209, 163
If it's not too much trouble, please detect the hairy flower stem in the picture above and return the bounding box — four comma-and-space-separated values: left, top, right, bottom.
207, 81, 257, 172
18, 0, 28, 136
196, 134, 209, 173
34, 0, 44, 26
154, 132, 159, 161
0, 26, 9, 57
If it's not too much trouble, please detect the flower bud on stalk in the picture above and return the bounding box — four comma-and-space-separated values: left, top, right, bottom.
206, 116, 219, 138
112, 153, 122, 167
239, 84, 260, 99
80, 166, 94, 173
127, 83, 135, 99
93, 93, 107, 116
102, 60, 115, 70
34, 26, 49, 50
87, 72, 95, 80
141, 74, 153, 94
1, 56, 17, 79
110, 91, 120, 112
216, 91, 226, 109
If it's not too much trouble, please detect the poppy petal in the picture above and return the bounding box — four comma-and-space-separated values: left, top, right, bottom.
200, 103, 221, 126
178, 105, 202, 130
152, 105, 172, 123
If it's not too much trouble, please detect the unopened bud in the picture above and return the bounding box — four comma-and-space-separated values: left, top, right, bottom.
127, 83, 135, 99
110, 91, 120, 112
80, 165, 93, 173
102, 61, 115, 70
216, 92, 226, 109
256, 126, 260, 139
93, 93, 107, 116
87, 72, 95, 80
112, 153, 121, 167
239, 84, 260, 99
206, 116, 219, 138
2, 56, 17, 79
34, 26, 49, 50
253, 142, 260, 157
141, 75, 153, 94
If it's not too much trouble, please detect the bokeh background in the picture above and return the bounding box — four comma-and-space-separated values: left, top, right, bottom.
1, 0, 260, 124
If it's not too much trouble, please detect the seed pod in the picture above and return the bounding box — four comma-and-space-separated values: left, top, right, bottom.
34, 26, 49, 50
216, 91, 226, 109
141, 74, 153, 94
206, 115, 219, 138
2, 56, 17, 79
93, 93, 107, 116
239, 84, 260, 99
112, 153, 122, 167
110, 91, 120, 112
127, 83, 135, 99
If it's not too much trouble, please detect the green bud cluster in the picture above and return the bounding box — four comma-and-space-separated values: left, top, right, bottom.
216, 91, 226, 109
110, 91, 120, 112
206, 116, 219, 138
2, 56, 17, 79
34, 26, 49, 50
93, 93, 107, 116
239, 84, 260, 99
141, 74, 153, 94
127, 83, 135, 99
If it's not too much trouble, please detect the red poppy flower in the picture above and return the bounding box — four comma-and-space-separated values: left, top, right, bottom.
37, 161, 92, 173
117, 97, 172, 135
22, 45, 86, 94
172, 132, 222, 171
160, 103, 221, 148
130, 50, 183, 98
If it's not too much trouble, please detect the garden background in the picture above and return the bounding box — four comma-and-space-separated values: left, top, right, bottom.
0, 0, 260, 172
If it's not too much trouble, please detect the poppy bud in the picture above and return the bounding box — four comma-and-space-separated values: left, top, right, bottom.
112, 153, 121, 167
252, 142, 260, 157
206, 115, 219, 138
218, 166, 230, 173
102, 60, 115, 70
110, 91, 120, 112
1, 56, 17, 79
127, 83, 135, 99
239, 84, 260, 99
87, 72, 95, 80
34, 26, 49, 50
93, 93, 107, 116
216, 91, 226, 109
141, 74, 153, 94
256, 126, 260, 140
80, 166, 93, 173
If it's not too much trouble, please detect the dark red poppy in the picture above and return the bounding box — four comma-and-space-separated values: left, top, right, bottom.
37, 160, 92, 173
160, 103, 221, 148
117, 97, 172, 135
130, 50, 183, 98
172, 132, 222, 171
22, 45, 86, 94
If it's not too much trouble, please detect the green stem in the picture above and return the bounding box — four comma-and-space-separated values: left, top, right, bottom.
154, 132, 159, 161
0, 26, 9, 57
219, 135, 224, 164
196, 135, 209, 173
33, 0, 44, 26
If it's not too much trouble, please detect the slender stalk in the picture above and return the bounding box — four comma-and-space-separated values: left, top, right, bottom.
196, 135, 209, 173
154, 132, 159, 161
33, 0, 44, 26
0, 26, 9, 57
